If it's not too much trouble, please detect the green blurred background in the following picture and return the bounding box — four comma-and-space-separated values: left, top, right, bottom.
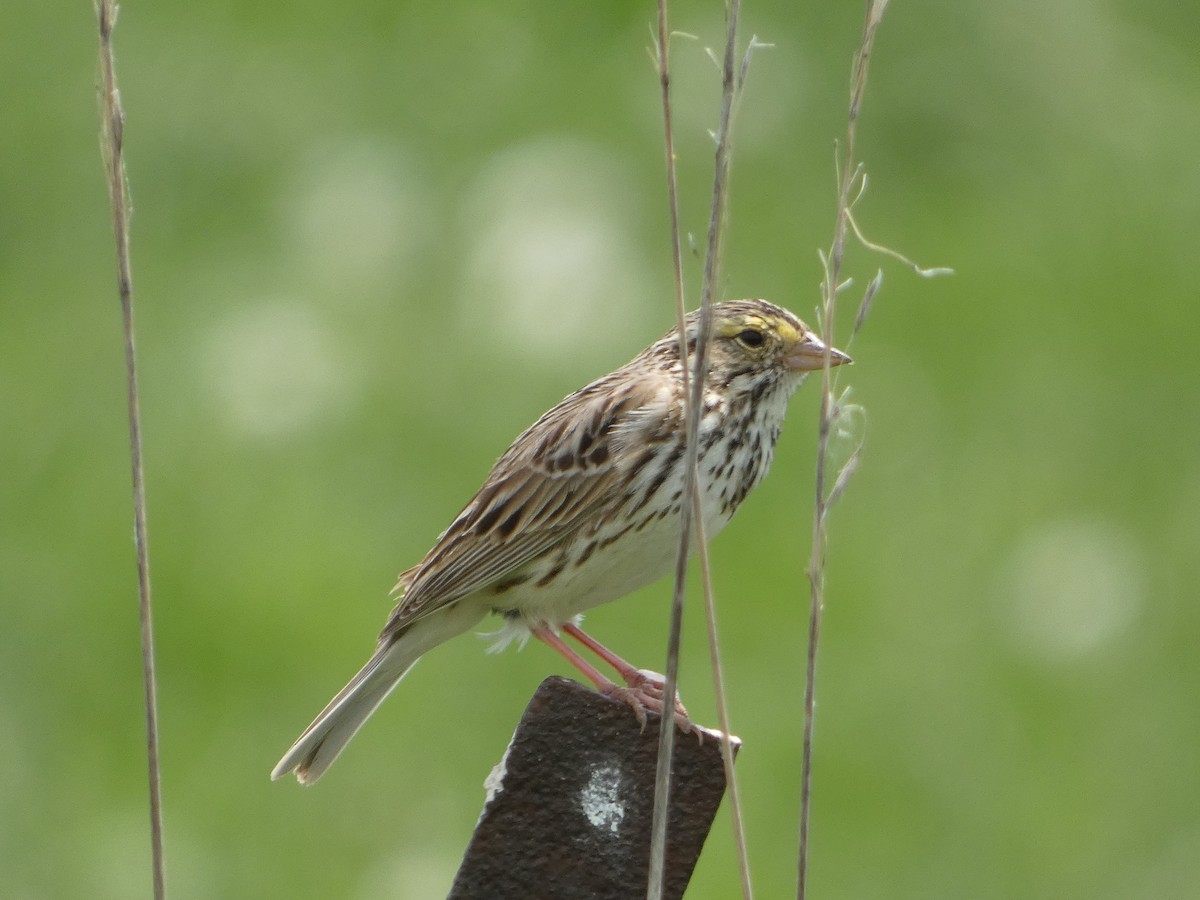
3, 1, 1198, 897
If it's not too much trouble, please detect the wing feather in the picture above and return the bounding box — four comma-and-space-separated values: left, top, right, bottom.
380, 371, 672, 639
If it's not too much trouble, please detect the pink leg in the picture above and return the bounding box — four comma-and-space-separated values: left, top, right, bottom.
533, 625, 655, 728
556, 622, 693, 731
561, 621, 641, 683
532, 626, 617, 693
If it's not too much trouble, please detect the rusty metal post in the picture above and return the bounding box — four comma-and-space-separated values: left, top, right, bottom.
448, 676, 739, 899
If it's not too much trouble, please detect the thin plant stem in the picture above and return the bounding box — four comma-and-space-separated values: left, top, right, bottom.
695, 514, 753, 900
653, 12, 688, 333
96, 3, 166, 898
648, 1, 744, 898
647, 3, 691, 895
799, 3, 889, 899
693, 34, 760, 900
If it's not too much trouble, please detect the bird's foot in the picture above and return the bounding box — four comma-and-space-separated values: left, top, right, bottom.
625, 669, 689, 718
601, 672, 699, 741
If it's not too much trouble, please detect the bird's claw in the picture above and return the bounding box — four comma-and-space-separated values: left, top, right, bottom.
627, 669, 690, 718
602, 672, 699, 740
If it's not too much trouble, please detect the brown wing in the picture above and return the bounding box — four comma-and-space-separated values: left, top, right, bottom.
379, 370, 672, 640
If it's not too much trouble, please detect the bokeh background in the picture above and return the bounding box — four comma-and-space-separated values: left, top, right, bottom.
3, 1, 1198, 897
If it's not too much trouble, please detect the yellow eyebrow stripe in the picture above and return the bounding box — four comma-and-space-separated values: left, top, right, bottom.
714, 314, 801, 344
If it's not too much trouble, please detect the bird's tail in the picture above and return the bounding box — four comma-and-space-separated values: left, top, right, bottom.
271, 638, 417, 785
272, 601, 488, 784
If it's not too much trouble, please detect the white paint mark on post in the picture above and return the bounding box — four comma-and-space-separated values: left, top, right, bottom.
580, 764, 625, 835
476, 735, 516, 829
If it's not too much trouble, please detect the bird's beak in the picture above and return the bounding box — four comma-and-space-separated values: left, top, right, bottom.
786, 332, 853, 371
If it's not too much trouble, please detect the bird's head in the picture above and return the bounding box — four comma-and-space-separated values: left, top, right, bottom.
702, 300, 851, 378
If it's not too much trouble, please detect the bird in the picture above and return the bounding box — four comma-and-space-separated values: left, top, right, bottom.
271, 299, 850, 784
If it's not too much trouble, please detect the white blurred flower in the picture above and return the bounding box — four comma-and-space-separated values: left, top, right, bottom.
458, 137, 652, 363
997, 518, 1144, 662
200, 299, 359, 440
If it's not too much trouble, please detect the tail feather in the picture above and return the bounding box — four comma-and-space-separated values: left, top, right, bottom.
272, 601, 487, 784
271, 640, 416, 785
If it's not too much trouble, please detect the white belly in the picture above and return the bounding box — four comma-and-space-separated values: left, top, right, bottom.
483, 471, 738, 631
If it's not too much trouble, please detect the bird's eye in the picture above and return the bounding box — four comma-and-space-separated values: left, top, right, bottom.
735, 329, 766, 348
